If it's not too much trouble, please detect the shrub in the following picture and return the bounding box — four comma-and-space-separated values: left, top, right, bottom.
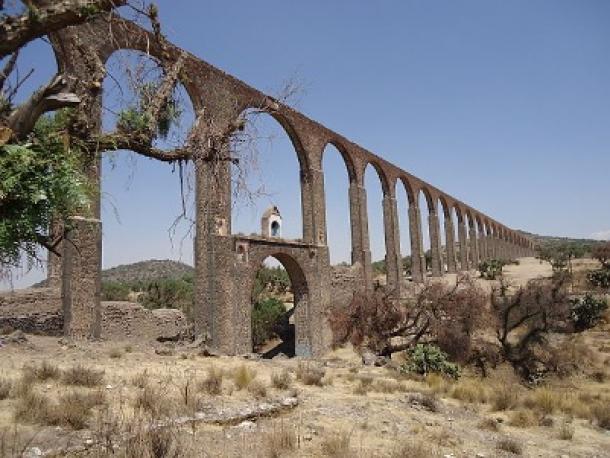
233, 365, 256, 390
491, 385, 519, 411
591, 402, 610, 430
271, 370, 292, 390
524, 388, 561, 415
559, 420, 574, 440
450, 380, 488, 404
251, 297, 285, 349
320, 430, 351, 458
265, 422, 296, 458
134, 384, 173, 418
62, 365, 104, 387
497, 437, 523, 455
199, 366, 223, 395
0, 378, 11, 400
389, 440, 435, 458
248, 380, 267, 398
108, 348, 123, 359
478, 259, 505, 280
22, 361, 61, 382
401, 344, 459, 379
570, 294, 608, 331
123, 423, 185, 458
131, 370, 148, 389
296, 362, 325, 386
508, 409, 538, 428
587, 269, 610, 289
592, 241, 610, 269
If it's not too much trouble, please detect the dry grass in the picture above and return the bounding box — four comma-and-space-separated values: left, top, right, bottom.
62, 365, 104, 387
123, 421, 187, 458
508, 409, 538, 428
13, 390, 105, 430
233, 364, 256, 390
22, 361, 61, 382
270, 370, 292, 390
425, 373, 451, 395
524, 387, 560, 415
497, 437, 524, 455
265, 422, 296, 458
590, 402, 610, 430
320, 430, 351, 457
389, 439, 435, 458
131, 370, 149, 389
296, 362, 325, 386
478, 417, 501, 431
248, 379, 267, 398
199, 366, 223, 395
133, 384, 173, 418
450, 379, 488, 404
0, 378, 11, 400
372, 378, 401, 393
491, 385, 519, 411
558, 420, 575, 440
108, 348, 123, 359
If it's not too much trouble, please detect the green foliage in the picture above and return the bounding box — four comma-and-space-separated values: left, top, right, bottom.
537, 243, 587, 275
570, 294, 608, 332
0, 110, 89, 269
478, 259, 505, 280
587, 269, 610, 289
592, 242, 610, 269
101, 281, 131, 301
251, 266, 290, 302
251, 297, 286, 349
401, 344, 460, 379
116, 82, 182, 140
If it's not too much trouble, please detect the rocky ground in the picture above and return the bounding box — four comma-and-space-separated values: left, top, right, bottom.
0, 259, 608, 457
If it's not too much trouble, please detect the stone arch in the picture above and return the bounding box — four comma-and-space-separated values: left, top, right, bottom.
230, 110, 305, 240
248, 252, 311, 357
322, 140, 357, 185
322, 142, 354, 265
398, 176, 417, 206
364, 162, 390, 284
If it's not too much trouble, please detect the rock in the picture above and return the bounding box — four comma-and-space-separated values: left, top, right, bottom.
198, 345, 221, 357
539, 416, 554, 427
475, 454, 486, 458
6, 329, 27, 343
235, 420, 256, 431
23, 447, 42, 457
361, 350, 388, 366
242, 353, 261, 360
155, 346, 175, 356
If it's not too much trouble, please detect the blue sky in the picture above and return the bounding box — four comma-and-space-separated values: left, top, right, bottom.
3, 0, 610, 289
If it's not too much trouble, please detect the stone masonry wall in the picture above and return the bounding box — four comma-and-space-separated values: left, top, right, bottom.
0, 288, 63, 335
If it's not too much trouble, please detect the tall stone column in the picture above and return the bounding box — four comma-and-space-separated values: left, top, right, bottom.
444, 216, 457, 273
457, 217, 469, 271
478, 224, 488, 262
382, 194, 402, 294
408, 204, 426, 283
349, 182, 372, 290
428, 211, 443, 277
468, 224, 479, 269
193, 151, 235, 353
308, 167, 327, 246
62, 217, 102, 339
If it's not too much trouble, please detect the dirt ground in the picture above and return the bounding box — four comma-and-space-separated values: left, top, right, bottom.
0, 258, 609, 458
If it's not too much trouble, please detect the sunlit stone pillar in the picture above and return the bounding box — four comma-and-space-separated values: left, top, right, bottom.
383, 194, 402, 294
428, 210, 443, 277
444, 216, 457, 273
408, 204, 426, 283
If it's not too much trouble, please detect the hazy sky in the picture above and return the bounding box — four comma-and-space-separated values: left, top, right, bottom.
3, 0, 610, 290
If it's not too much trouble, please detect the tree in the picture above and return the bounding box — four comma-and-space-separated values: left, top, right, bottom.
1, 1, 303, 275
491, 275, 572, 381
592, 241, 610, 269
329, 274, 489, 360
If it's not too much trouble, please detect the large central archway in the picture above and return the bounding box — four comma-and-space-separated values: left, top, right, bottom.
248, 253, 310, 358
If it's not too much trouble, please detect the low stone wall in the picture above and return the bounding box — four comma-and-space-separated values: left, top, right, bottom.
0, 289, 190, 341
100, 301, 190, 341
0, 288, 63, 335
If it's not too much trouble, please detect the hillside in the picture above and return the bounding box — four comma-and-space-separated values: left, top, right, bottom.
101, 259, 194, 284
518, 231, 602, 252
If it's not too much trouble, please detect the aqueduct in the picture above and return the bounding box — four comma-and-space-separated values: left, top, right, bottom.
45, 16, 535, 356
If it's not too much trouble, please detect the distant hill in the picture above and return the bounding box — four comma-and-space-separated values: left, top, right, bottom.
102, 260, 194, 284
518, 231, 602, 252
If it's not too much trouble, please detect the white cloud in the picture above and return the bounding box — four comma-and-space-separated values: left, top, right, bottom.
591, 230, 610, 241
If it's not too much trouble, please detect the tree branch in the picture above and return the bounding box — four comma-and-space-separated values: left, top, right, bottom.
0, 0, 127, 58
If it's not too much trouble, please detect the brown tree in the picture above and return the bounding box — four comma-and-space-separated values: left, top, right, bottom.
592, 241, 610, 269
329, 274, 489, 360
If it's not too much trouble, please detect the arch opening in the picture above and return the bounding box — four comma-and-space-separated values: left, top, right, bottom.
250, 254, 309, 358
364, 163, 388, 286
322, 143, 353, 265
231, 110, 304, 240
